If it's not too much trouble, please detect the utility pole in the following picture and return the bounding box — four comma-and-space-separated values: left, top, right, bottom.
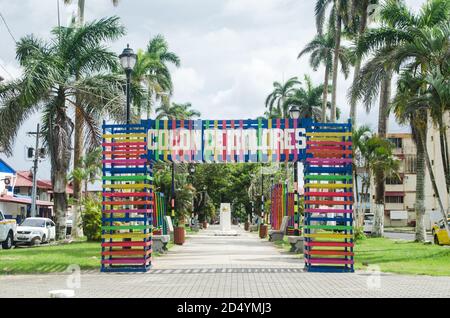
27, 124, 41, 217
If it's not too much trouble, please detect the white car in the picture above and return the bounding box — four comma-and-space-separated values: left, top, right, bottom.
15, 218, 56, 245
0, 211, 17, 249
363, 213, 375, 234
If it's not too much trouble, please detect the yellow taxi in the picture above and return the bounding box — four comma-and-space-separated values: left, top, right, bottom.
432, 218, 450, 245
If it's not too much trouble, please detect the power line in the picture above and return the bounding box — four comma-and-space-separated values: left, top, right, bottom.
0, 11, 17, 43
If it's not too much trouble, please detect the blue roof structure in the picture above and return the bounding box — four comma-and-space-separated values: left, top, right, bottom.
0, 159, 16, 174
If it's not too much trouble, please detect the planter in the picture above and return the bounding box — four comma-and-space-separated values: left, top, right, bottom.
259, 224, 268, 239
244, 222, 250, 231
203, 221, 208, 229
174, 226, 185, 245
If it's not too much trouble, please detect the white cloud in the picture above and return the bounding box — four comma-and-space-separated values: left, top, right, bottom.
172, 67, 205, 97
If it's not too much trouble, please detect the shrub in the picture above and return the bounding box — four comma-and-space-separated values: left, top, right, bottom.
81, 197, 102, 241
354, 226, 367, 242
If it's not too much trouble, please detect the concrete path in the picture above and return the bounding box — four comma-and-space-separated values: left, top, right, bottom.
1, 225, 450, 298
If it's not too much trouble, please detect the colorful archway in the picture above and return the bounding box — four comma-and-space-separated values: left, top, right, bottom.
101, 118, 353, 273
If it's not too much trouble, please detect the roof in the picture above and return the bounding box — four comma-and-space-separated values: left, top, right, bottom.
15, 172, 72, 193
0, 159, 16, 174
0, 195, 53, 207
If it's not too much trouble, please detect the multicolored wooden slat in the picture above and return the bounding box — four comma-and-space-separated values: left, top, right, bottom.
101, 122, 153, 273
303, 119, 354, 273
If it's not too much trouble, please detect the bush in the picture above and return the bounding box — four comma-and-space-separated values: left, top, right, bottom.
81, 197, 102, 241
354, 226, 367, 242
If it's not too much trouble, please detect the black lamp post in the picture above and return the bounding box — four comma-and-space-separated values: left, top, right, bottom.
290, 106, 301, 235
119, 44, 137, 124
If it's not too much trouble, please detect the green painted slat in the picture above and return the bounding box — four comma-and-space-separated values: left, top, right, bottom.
102, 225, 153, 231
102, 175, 152, 181
304, 175, 352, 181
303, 225, 353, 231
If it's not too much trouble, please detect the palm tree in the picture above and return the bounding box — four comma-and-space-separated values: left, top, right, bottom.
298, 32, 351, 122
391, 69, 450, 240
64, 0, 122, 234
132, 35, 180, 119
363, 136, 400, 236
352, 125, 372, 227
0, 17, 125, 240
348, 0, 379, 125
265, 77, 301, 118
315, 0, 352, 122
283, 75, 336, 122
156, 102, 200, 120
349, 0, 450, 238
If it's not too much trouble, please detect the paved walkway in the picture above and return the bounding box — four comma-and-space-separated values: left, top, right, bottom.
1, 225, 450, 298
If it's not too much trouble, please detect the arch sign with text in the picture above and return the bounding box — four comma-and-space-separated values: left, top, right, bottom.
144, 119, 307, 163
101, 118, 354, 274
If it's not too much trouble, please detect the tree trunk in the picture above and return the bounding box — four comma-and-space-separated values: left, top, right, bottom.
51, 91, 73, 241
372, 72, 392, 237
418, 123, 450, 236
439, 123, 450, 197
331, 12, 342, 123
349, 0, 368, 126
72, 107, 84, 239
322, 65, 329, 123
414, 122, 427, 242
77, 0, 85, 26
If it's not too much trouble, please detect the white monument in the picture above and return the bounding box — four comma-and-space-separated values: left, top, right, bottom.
215, 203, 237, 236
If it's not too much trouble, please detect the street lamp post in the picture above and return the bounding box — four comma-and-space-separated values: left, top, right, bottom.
171, 162, 175, 218
289, 106, 301, 235
119, 44, 137, 124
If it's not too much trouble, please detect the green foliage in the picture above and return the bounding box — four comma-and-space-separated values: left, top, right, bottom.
81, 196, 102, 241
353, 226, 367, 242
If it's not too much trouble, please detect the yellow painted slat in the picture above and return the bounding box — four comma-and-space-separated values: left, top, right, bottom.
101, 233, 152, 239
304, 183, 352, 189
102, 183, 152, 190
308, 137, 346, 142
103, 133, 147, 139
304, 233, 353, 239
306, 132, 352, 137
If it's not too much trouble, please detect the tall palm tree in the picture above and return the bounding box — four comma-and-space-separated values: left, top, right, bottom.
155, 102, 200, 120
315, 0, 352, 122
265, 77, 301, 118
298, 33, 351, 122
0, 17, 125, 240
348, 0, 379, 125
349, 0, 450, 238
132, 35, 180, 119
64, 0, 121, 236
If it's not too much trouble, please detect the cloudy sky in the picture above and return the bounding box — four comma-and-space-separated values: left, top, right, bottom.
0, 0, 425, 178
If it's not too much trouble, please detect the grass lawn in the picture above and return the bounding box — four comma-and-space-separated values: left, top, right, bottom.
0, 240, 176, 275
1, 242, 100, 274
355, 238, 450, 276
270, 234, 450, 276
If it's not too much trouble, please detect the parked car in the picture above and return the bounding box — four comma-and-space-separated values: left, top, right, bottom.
363, 213, 375, 234
15, 217, 56, 246
0, 211, 17, 249
432, 218, 450, 246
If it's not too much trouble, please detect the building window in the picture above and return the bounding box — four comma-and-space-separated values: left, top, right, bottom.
385, 196, 404, 204
388, 137, 403, 149
404, 155, 417, 173
386, 176, 403, 185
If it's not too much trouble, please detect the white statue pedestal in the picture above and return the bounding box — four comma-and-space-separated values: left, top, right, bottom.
215, 203, 237, 236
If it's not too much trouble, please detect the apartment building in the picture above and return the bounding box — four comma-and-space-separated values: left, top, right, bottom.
357, 116, 449, 229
